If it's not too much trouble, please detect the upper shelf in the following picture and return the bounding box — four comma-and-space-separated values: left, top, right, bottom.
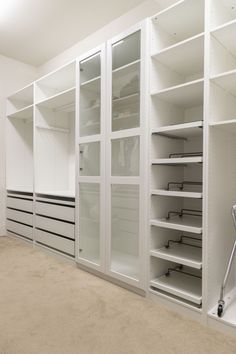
7, 104, 33, 120
150, 243, 202, 269
211, 69, 236, 95
151, 79, 204, 108
35, 87, 76, 111
210, 119, 236, 134
151, 33, 204, 79
150, 216, 202, 234
35, 61, 76, 103
152, 120, 203, 138
7, 83, 34, 116
151, 0, 204, 52
152, 156, 203, 165
210, 0, 236, 30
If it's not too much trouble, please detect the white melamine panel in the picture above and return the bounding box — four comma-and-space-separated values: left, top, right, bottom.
152, 157, 203, 165
211, 0, 236, 29
7, 209, 33, 226
35, 229, 74, 256
35, 202, 75, 222
152, 121, 203, 138
7, 84, 34, 116
150, 216, 202, 234
36, 87, 75, 110
6, 219, 33, 240
7, 105, 33, 120
7, 197, 33, 213
35, 215, 74, 239
151, 190, 202, 199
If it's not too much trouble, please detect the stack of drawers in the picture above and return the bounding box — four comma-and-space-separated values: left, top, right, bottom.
6, 191, 34, 240
35, 194, 75, 257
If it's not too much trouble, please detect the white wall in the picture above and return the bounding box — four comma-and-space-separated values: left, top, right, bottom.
38, 0, 166, 75
0, 55, 38, 235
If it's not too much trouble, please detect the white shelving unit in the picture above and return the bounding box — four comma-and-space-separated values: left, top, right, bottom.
149, 0, 204, 310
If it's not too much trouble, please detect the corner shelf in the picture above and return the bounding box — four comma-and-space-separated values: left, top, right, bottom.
150, 244, 202, 269
150, 216, 202, 234
151, 79, 204, 107
152, 120, 203, 138
151, 189, 202, 199
7, 104, 33, 120
150, 271, 202, 305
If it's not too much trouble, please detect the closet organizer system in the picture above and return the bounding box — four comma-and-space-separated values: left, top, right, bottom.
5, 0, 236, 335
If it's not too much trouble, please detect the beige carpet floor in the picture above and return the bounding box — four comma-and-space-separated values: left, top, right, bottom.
0, 237, 236, 354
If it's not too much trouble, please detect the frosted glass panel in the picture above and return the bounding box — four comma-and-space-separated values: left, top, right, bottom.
79, 183, 100, 265
112, 31, 140, 70
111, 184, 139, 279
111, 136, 140, 176
112, 31, 140, 132
79, 142, 100, 176
80, 53, 101, 137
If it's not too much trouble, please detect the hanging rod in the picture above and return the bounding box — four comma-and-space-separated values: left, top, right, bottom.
36, 125, 70, 133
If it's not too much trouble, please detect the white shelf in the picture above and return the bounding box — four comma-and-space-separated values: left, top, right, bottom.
151, 0, 204, 50
36, 87, 76, 110
211, 19, 236, 58
152, 33, 204, 77
80, 76, 101, 93
209, 287, 236, 328
7, 104, 33, 120
150, 244, 202, 269
151, 156, 203, 165
112, 59, 140, 75
210, 119, 236, 133
211, 69, 236, 96
36, 190, 75, 198
152, 120, 203, 138
150, 271, 202, 305
151, 189, 202, 199
113, 92, 139, 104
7, 83, 34, 105
151, 79, 204, 108
150, 216, 202, 234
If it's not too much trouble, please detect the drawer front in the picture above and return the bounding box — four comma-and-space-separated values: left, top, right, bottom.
7, 197, 33, 213
35, 229, 75, 256
7, 208, 33, 226
35, 215, 74, 239
35, 202, 75, 222
6, 220, 33, 240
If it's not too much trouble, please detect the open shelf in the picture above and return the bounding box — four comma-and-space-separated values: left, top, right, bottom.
151, 189, 202, 199
7, 83, 34, 116
150, 270, 202, 305
35, 61, 76, 103
151, 79, 204, 108
151, 0, 204, 52
150, 216, 202, 234
152, 156, 203, 165
209, 287, 236, 328
210, 119, 236, 133
211, 69, 236, 94
211, 1, 236, 29
150, 243, 202, 269
7, 104, 33, 120
152, 120, 203, 138
36, 87, 75, 110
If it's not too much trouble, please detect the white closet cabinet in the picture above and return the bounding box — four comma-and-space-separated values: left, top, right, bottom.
6, 84, 34, 240
34, 62, 76, 256
77, 22, 148, 290
149, 0, 205, 310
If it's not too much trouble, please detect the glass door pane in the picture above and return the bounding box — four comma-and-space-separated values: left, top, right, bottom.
79, 142, 100, 176
79, 183, 100, 265
80, 53, 101, 136
112, 31, 141, 131
111, 184, 139, 279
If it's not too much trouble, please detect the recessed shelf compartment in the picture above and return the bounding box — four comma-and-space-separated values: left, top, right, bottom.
150, 243, 202, 269
150, 216, 202, 234
151, 79, 204, 108
151, 189, 202, 199
152, 121, 203, 138
150, 270, 202, 304
151, 0, 204, 52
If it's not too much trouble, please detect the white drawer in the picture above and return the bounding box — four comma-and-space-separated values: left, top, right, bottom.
7, 197, 33, 213
35, 229, 75, 256
6, 220, 33, 240
35, 202, 75, 222
7, 208, 33, 226
35, 215, 74, 239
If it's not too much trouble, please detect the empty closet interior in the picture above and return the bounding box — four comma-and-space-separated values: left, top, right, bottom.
5, 0, 236, 337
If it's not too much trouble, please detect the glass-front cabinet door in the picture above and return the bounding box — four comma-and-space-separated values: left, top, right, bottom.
77, 45, 105, 271
107, 24, 146, 289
